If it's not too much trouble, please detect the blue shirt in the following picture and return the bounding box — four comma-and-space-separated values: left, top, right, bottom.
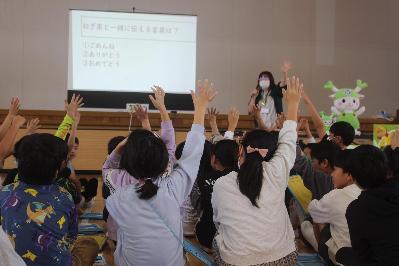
0, 182, 78, 266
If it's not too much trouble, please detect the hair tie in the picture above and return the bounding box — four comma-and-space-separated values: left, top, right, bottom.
246, 145, 268, 158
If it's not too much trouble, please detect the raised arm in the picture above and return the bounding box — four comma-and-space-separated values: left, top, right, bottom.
167, 80, 217, 205
267, 76, 302, 187
55, 94, 83, 140
207, 107, 220, 136
279, 61, 292, 86
0, 115, 26, 164
67, 112, 80, 152
133, 104, 151, 131
0, 97, 20, 141
224, 107, 239, 140
149, 86, 176, 162
302, 90, 326, 139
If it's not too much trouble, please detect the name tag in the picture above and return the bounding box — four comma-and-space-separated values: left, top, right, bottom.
261, 107, 269, 114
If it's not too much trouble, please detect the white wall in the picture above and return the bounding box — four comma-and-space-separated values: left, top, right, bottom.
0, 0, 398, 116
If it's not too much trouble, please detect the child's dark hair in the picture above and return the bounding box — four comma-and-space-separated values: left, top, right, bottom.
330, 121, 355, 146
348, 145, 388, 189
383, 146, 399, 178
107, 136, 125, 155
14, 133, 68, 185
311, 140, 340, 168
334, 149, 353, 173
120, 129, 168, 199
176, 140, 213, 179
65, 133, 79, 145
237, 129, 278, 207
212, 139, 239, 171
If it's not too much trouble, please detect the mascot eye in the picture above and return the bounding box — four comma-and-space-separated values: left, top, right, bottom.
342, 99, 346, 103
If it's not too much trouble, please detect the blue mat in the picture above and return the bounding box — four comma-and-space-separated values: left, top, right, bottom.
78, 223, 104, 235
183, 239, 215, 266
80, 212, 103, 220
296, 253, 325, 265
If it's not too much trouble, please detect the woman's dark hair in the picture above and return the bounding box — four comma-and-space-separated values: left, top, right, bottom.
237, 129, 278, 207
383, 146, 399, 178
348, 145, 388, 189
65, 133, 79, 145
14, 133, 68, 185
334, 149, 353, 173
254, 71, 277, 105
107, 136, 125, 155
120, 129, 168, 199
212, 139, 239, 171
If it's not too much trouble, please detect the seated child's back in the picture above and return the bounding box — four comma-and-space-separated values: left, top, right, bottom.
0, 134, 77, 266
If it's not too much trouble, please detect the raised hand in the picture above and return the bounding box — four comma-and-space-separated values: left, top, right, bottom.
281, 61, 292, 73
191, 79, 218, 125
12, 115, 26, 129
8, 97, 20, 116
26, 118, 41, 135
283, 76, 303, 121
149, 86, 166, 111
133, 104, 149, 122
65, 94, 84, 119
207, 107, 219, 124
227, 107, 240, 132
284, 76, 303, 104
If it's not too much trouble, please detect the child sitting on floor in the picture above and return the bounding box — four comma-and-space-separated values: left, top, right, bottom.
211, 76, 302, 266
105, 80, 216, 265
307, 149, 361, 265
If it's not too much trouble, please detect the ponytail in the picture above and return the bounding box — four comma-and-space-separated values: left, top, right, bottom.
137, 179, 159, 199
237, 153, 264, 207
236, 129, 278, 208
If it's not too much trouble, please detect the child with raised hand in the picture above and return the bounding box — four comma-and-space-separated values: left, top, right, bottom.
105, 80, 216, 266
103, 85, 176, 193
55, 94, 83, 140
208, 107, 240, 143
212, 76, 302, 266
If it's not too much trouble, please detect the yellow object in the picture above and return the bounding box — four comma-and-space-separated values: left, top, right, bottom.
24, 188, 38, 197
22, 250, 37, 262
58, 216, 66, 229
287, 175, 312, 213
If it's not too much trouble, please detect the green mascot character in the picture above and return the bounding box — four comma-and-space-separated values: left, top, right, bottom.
324, 80, 367, 135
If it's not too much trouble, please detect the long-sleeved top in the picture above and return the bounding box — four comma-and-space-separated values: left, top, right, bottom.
308, 184, 361, 256
211, 120, 297, 265
102, 121, 176, 241
54, 115, 74, 140
292, 146, 333, 200
103, 120, 176, 194
106, 124, 205, 266
0, 182, 77, 266
346, 178, 399, 265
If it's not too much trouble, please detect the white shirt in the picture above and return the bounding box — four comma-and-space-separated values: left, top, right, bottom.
0, 228, 26, 266
308, 184, 361, 254
212, 121, 297, 265
259, 94, 277, 129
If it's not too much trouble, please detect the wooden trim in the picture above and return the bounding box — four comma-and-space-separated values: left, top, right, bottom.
1, 109, 397, 133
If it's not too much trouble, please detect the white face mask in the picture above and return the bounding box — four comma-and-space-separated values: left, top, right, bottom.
259, 79, 270, 89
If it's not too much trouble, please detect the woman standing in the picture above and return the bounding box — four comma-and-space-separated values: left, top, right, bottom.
248, 62, 291, 129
